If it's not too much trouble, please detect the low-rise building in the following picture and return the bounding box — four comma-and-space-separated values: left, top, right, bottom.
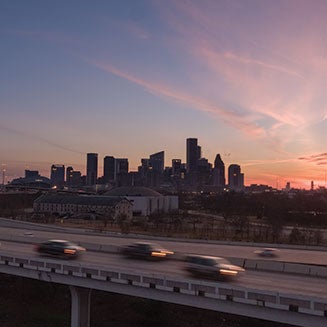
33, 193, 132, 220
104, 186, 179, 216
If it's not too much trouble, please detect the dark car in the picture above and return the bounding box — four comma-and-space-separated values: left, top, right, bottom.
35, 239, 86, 259
121, 242, 174, 260
254, 248, 280, 257
185, 255, 244, 280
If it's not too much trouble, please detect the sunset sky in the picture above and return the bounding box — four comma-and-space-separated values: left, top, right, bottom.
1, 0, 326, 189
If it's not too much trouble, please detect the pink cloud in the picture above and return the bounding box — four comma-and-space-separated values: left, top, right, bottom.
298, 153, 327, 165
242, 158, 298, 167
88, 59, 266, 138
223, 52, 304, 79
157, 0, 327, 154
0, 123, 84, 155
195, 46, 307, 127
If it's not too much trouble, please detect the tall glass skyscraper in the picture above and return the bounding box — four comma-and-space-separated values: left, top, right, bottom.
149, 151, 164, 173
212, 154, 225, 189
228, 164, 244, 191
103, 156, 115, 183
50, 164, 65, 187
86, 153, 98, 185
186, 138, 199, 173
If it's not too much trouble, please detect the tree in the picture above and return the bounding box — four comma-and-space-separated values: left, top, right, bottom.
116, 213, 130, 234
289, 227, 305, 244
313, 230, 324, 245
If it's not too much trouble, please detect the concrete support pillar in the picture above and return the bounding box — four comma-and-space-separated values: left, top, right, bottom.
69, 286, 91, 327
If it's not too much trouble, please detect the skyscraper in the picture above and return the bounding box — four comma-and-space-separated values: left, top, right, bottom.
186, 138, 199, 173
115, 158, 129, 186
228, 164, 244, 191
172, 159, 182, 177
50, 164, 65, 187
115, 158, 128, 176
212, 154, 226, 189
86, 153, 98, 185
66, 166, 74, 185
66, 166, 82, 187
140, 158, 149, 172
103, 156, 115, 183
149, 151, 164, 173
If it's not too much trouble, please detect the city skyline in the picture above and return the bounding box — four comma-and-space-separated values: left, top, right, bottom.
1, 1, 327, 189
4, 141, 319, 191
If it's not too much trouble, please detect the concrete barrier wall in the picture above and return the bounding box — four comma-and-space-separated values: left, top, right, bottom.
310, 266, 327, 278
100, 244, 123, 254
0, 253, 327, 321
243, 259, 258, 269
227, 257, 245, 267
284, 263, 311, 275
255, 260, 285, 272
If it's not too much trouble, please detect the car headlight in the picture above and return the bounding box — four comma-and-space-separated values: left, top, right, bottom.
162, 251, 174, 255
219, 269, 238, 276
151, 251, 167, 257
64, 249, 76, 255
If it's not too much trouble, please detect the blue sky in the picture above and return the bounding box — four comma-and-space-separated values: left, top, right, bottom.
1, 0, 326, 188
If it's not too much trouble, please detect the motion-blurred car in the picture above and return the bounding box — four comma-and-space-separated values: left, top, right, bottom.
185, 255, 244, 280
254, 248, 280, 257
121, 242, 174, 260
35, 239, 86, 259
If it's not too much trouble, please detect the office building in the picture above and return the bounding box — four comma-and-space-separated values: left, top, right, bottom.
115, 158, 129, 186
66, 166, 74, 185
103, 156, 115, 183
172, 159, 182, 177
228, 164, 244, 191
86, 153, 98, 186
115, 158, 129, 177
66, 166, 82, 187
149, 151, 164, 173
212, 154, 226, 190
50, 164, 65, 187
186, 138, 199, 173
139, 158, 149, 176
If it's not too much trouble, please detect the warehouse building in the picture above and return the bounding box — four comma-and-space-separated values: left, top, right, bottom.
33, 193, 132, 220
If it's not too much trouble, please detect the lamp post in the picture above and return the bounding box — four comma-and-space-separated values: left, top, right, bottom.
1, 164, 5, 191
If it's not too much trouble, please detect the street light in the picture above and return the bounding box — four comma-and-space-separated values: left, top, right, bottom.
1, 164, 6, 190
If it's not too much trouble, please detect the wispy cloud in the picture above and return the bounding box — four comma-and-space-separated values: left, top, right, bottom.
223, 52, 304, 79
242, 158, 298, 167
87, 59, 266, 138
0, 124, 85, 155
124, 22, 150, 40
298, 153, 327, 165
158, 0, 327, 153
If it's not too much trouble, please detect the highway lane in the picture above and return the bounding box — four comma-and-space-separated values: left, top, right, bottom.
0, 224, 326, 265
1, 240, 326, 298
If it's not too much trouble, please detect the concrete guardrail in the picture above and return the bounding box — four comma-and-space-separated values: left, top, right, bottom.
0, 253, 326, 323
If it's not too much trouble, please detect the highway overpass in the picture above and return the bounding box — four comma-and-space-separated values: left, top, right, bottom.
0, 219, 326, 326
